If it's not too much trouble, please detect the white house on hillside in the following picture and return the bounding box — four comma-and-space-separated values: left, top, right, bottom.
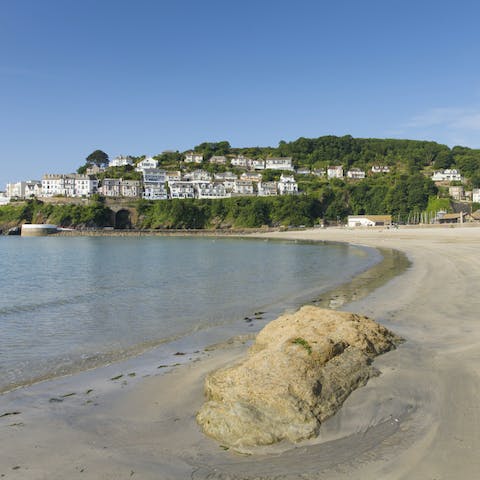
25, 180, 42, 198
42, 174, 98, 197
347, 168, 366, 179
120, 180, 141, 198
99, 178, 121, 197
183, 170, 212, 182
109, 155, 134, 168
231, 155, 250, 168
99, 178, 140, 198
135, 157, 158, 172
184, 152, 203, 163
258, 181, 278, 196
75, 176, 99, 197
169, 181, 195, 199
166, 171, 182, 182
371, 165, 390, 173
449, 185, 464, 200
250, 159, 266, 170
432, 169, 462, 182
6, 180, 41, 199
86, 165, 105, 175
473, 189, 480, 203
143, 169, 167, 200
214, 171, 237, 181
209, 155, 227, 165
240, 172, 262, 182
265, 157, 294, 171
214, 172, 237, 191
278, 174, 298, 195
233, 180, 254, 195
327, 166, 344, 179
195, 182, 228, 199
0, 192, 9, 205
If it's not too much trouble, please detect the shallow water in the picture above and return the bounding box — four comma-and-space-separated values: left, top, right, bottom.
0, 236, 378, 392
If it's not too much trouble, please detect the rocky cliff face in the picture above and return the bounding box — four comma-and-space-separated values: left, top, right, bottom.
196, 306, 401, 451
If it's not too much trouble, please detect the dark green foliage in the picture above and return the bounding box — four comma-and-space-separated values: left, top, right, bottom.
153, 151, 182, 168
273, 135, 451, 173
96, 166, 142, 181
138, 199, 210, 229
86, 150, 109, 168
452, 150, 480, 178
339, 173, 437, 219
426, 197, 452, 213
0, 199, 112, 229
193, 141, 231, 160
136, 196, 323, 229
261, 170, 281, 182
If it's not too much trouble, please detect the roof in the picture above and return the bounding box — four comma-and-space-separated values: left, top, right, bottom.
366, 215, 392, 222
468, 210, 480, 220
349, 215, 392, 222
441, 213, 462, 219
266, 157, 292, 162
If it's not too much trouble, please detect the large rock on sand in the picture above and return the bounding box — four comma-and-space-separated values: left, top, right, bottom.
196, 306, 401, 450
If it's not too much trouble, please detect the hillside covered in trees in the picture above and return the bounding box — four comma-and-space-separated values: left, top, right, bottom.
179, 135, 480, 181
4, 135, 480, 230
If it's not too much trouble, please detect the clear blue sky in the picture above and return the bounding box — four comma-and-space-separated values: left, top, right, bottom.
2, 0, 480, 187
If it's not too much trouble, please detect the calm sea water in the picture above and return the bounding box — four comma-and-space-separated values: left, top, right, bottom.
0, 236, 378, 392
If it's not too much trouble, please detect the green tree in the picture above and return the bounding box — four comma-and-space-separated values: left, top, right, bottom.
86, 150, 109, 168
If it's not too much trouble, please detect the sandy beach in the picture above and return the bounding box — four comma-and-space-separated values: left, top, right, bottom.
1, 225, 480, 479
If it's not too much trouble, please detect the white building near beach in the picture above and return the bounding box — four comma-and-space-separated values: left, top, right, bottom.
195, 182, 229, 199
6, 180, 41, 199
169, 181, 195, 199
41, 174, 98, 197
6, 181, 26, 198
347, 215, 392, 227
143, 169, 168, 200
99, 178, 141, 198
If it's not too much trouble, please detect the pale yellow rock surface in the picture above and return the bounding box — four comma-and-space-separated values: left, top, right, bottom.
196, 306, 401, 449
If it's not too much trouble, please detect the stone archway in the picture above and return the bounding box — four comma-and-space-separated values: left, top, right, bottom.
114, 209, 132, 229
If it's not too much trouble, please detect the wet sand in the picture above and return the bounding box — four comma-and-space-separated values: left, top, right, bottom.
1, 226, 480, 479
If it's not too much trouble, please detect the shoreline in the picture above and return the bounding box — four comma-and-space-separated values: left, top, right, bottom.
0, 239, 401, 396
2, 226, 480, 479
